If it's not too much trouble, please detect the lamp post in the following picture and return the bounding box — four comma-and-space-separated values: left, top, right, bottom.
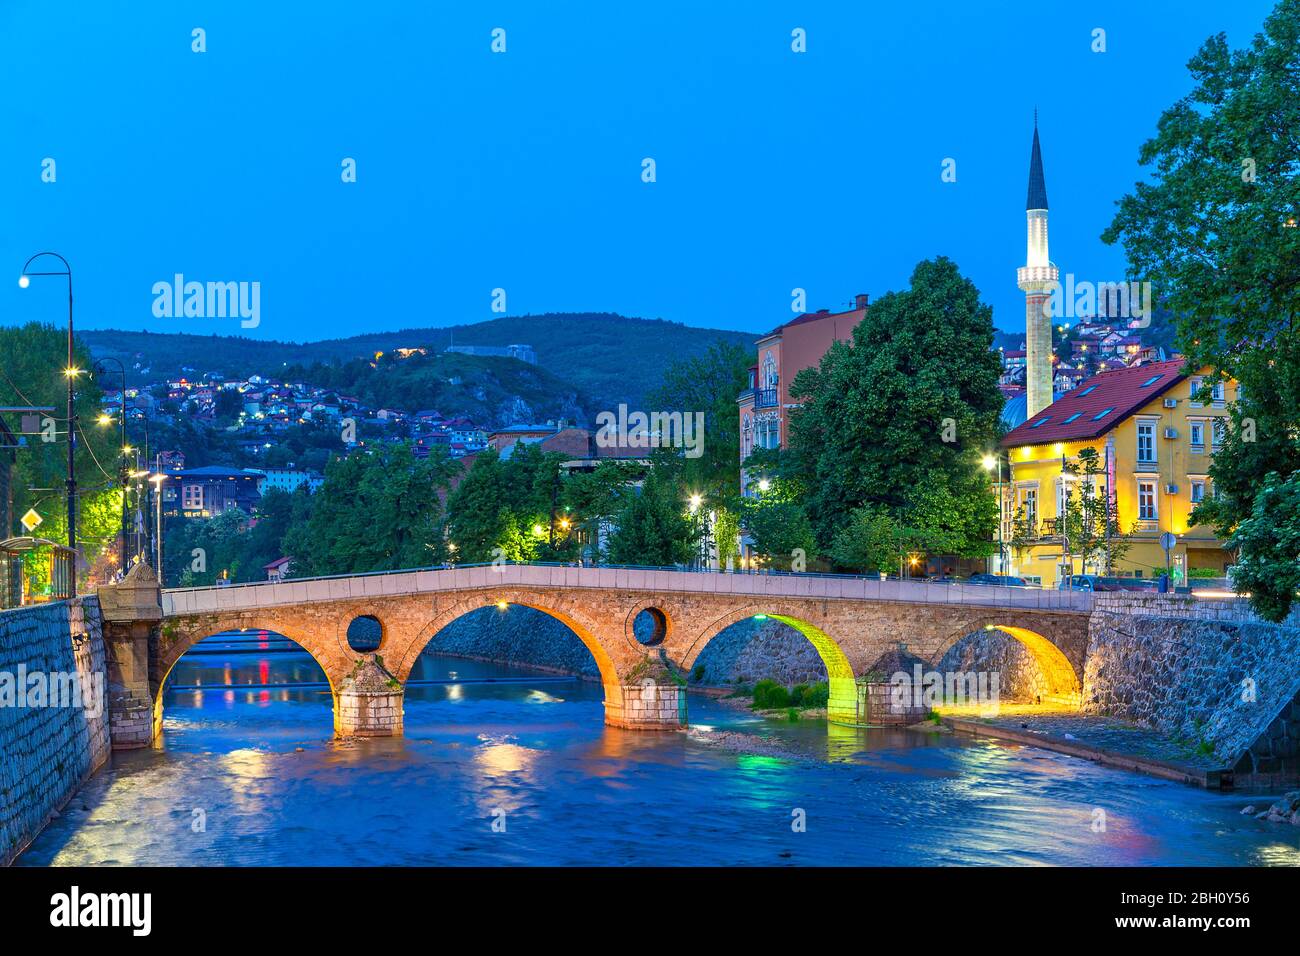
982, 453, 1004, 575
20, 253, 77, 596
149, 469, 166, 584
1060, 452, 1076, 586
93, 358, 130, 573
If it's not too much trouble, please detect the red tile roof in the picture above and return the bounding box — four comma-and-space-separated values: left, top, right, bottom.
1001, 358, 1188, 448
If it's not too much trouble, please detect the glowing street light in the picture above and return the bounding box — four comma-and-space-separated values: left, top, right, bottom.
21, 251, 77, 592
757, 479, 770, 493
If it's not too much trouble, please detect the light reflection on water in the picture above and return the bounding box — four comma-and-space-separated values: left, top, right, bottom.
17, 640, 1300, 867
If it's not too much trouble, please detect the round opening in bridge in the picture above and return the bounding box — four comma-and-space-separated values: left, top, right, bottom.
632, 607, 668, 646
345, 615, 384, 652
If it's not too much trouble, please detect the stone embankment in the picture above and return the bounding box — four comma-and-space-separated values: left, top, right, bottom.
1085, 594, 1300, 781
0, 599, 110, 866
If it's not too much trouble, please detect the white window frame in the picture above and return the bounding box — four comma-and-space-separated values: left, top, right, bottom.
1136, 419, 1157, 465
1190, 480, 1205, 504
1188, 419, 1205, 450
1188, 376, 1204, 408
1138, 480, 1158, 521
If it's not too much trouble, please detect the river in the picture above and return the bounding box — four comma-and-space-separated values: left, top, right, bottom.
18, 633, 1299, 866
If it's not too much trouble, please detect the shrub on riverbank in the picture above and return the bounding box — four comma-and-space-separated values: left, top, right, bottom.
752, 679, 829, 710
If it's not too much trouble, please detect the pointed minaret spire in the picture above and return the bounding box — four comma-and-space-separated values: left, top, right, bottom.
1017, 114, 1058, 418
1026, 115, 1049, 211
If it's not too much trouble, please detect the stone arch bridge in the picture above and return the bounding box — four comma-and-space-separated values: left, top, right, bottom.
97, 563, 1093, 745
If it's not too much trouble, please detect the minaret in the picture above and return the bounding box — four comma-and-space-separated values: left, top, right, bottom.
1017, 114, 1058, 418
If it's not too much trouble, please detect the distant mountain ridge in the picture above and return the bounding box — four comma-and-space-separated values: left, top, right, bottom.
80, 313, 757, 412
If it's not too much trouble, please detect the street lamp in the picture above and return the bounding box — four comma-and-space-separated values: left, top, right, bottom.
982, 453, 1004, 575
94, 357, 130, 573
20, 252, 77, 595
148, 472, 167, 582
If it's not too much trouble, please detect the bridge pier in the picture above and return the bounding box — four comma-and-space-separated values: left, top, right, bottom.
335, 658, 404, 737
97, 563, 163, 749
604, 681, 688, 731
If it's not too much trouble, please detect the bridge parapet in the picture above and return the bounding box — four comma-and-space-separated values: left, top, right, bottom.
162, 564, 1094, 617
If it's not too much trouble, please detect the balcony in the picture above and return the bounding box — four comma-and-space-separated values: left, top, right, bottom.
754, 387, 779, 409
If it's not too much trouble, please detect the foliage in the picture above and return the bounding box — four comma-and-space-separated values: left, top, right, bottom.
743, 497, 818, 568
752, 679, 792, 709
605, 468, 696, 567
1102, 0, 1300, 618
785, 258, 1004, 557
1227, 470, 1300, 622
0, 323, 126, 583
1057, 447, 1135, 575
282, 443, 457, 576
647, 340, 752, 503
444, 444, 580, 564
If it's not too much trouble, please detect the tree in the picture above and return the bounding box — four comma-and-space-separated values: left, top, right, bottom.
786, 257, 1004, 555
1102, 0, 1300, 618
646, 340, 752, 501
283, 443, 455, 575
829, 505, 901, 574
1228, 470, 1300, 622
0, 323, 124, 581
605, 471, 696, 567
744, 498, 817, 568
1057, 447, 1134, 576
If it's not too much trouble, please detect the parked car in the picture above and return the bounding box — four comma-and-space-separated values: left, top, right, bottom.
967, 573, 1031, 588
1058, 574, 1156, 592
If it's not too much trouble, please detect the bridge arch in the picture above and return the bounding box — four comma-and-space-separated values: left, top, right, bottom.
153, 623, 341, 741
388, 591, 624, 694
678, 605, 858, 724
928, 621, 1081, 705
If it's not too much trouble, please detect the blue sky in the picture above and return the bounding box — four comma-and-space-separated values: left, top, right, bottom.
0, 1, 1277, 342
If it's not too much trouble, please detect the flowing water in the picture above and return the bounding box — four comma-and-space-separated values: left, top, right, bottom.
19, 633, 1300, 866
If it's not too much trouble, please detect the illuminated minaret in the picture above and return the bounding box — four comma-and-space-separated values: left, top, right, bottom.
1017, 114, 1058, 418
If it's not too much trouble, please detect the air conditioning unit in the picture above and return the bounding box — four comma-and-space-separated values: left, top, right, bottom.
1162, 427, 1178, 439
1166, 483, 1180, 495
1163, 398, 1178, 408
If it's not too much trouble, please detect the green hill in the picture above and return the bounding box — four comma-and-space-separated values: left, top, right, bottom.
79, 313, 756, 413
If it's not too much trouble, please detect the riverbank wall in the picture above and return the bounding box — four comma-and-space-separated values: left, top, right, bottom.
0, 598, 110, 866
1084, 594, 1300, 782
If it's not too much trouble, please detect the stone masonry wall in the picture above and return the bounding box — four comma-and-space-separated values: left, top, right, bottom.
0, 598, 111, 865
424, 605, 603, 677
1084, 594, 1300, 775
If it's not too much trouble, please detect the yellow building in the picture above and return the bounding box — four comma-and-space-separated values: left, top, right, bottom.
998, 358, 1235, 587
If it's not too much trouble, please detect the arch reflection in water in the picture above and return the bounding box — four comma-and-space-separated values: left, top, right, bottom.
160, 630, 334, 742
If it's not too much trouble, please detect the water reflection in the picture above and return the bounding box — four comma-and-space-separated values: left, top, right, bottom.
15, 637, 1298, 867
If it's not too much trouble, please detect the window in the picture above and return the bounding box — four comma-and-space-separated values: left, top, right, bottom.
1190, 480, 1205, 504
1063, 412, 1082, 424
1136, 421, 1156, 464
1056, 480, 1069, 527
1091, 407, 1114, 421
182, 483, 203, 510
1138, 481, 1158, 521
1212, 418, 1225, 449
1189, 376, 1203, 407
1077, 385, 1097, 396
1139, 374, 1163, 387
1211, 381, 1225, 406
1030, 415, 1052, 428
1189, 420, 1204, 450
1021, 488, 1038, 529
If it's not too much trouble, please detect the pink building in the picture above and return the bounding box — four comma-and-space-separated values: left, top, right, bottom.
737, 294, 868, 494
